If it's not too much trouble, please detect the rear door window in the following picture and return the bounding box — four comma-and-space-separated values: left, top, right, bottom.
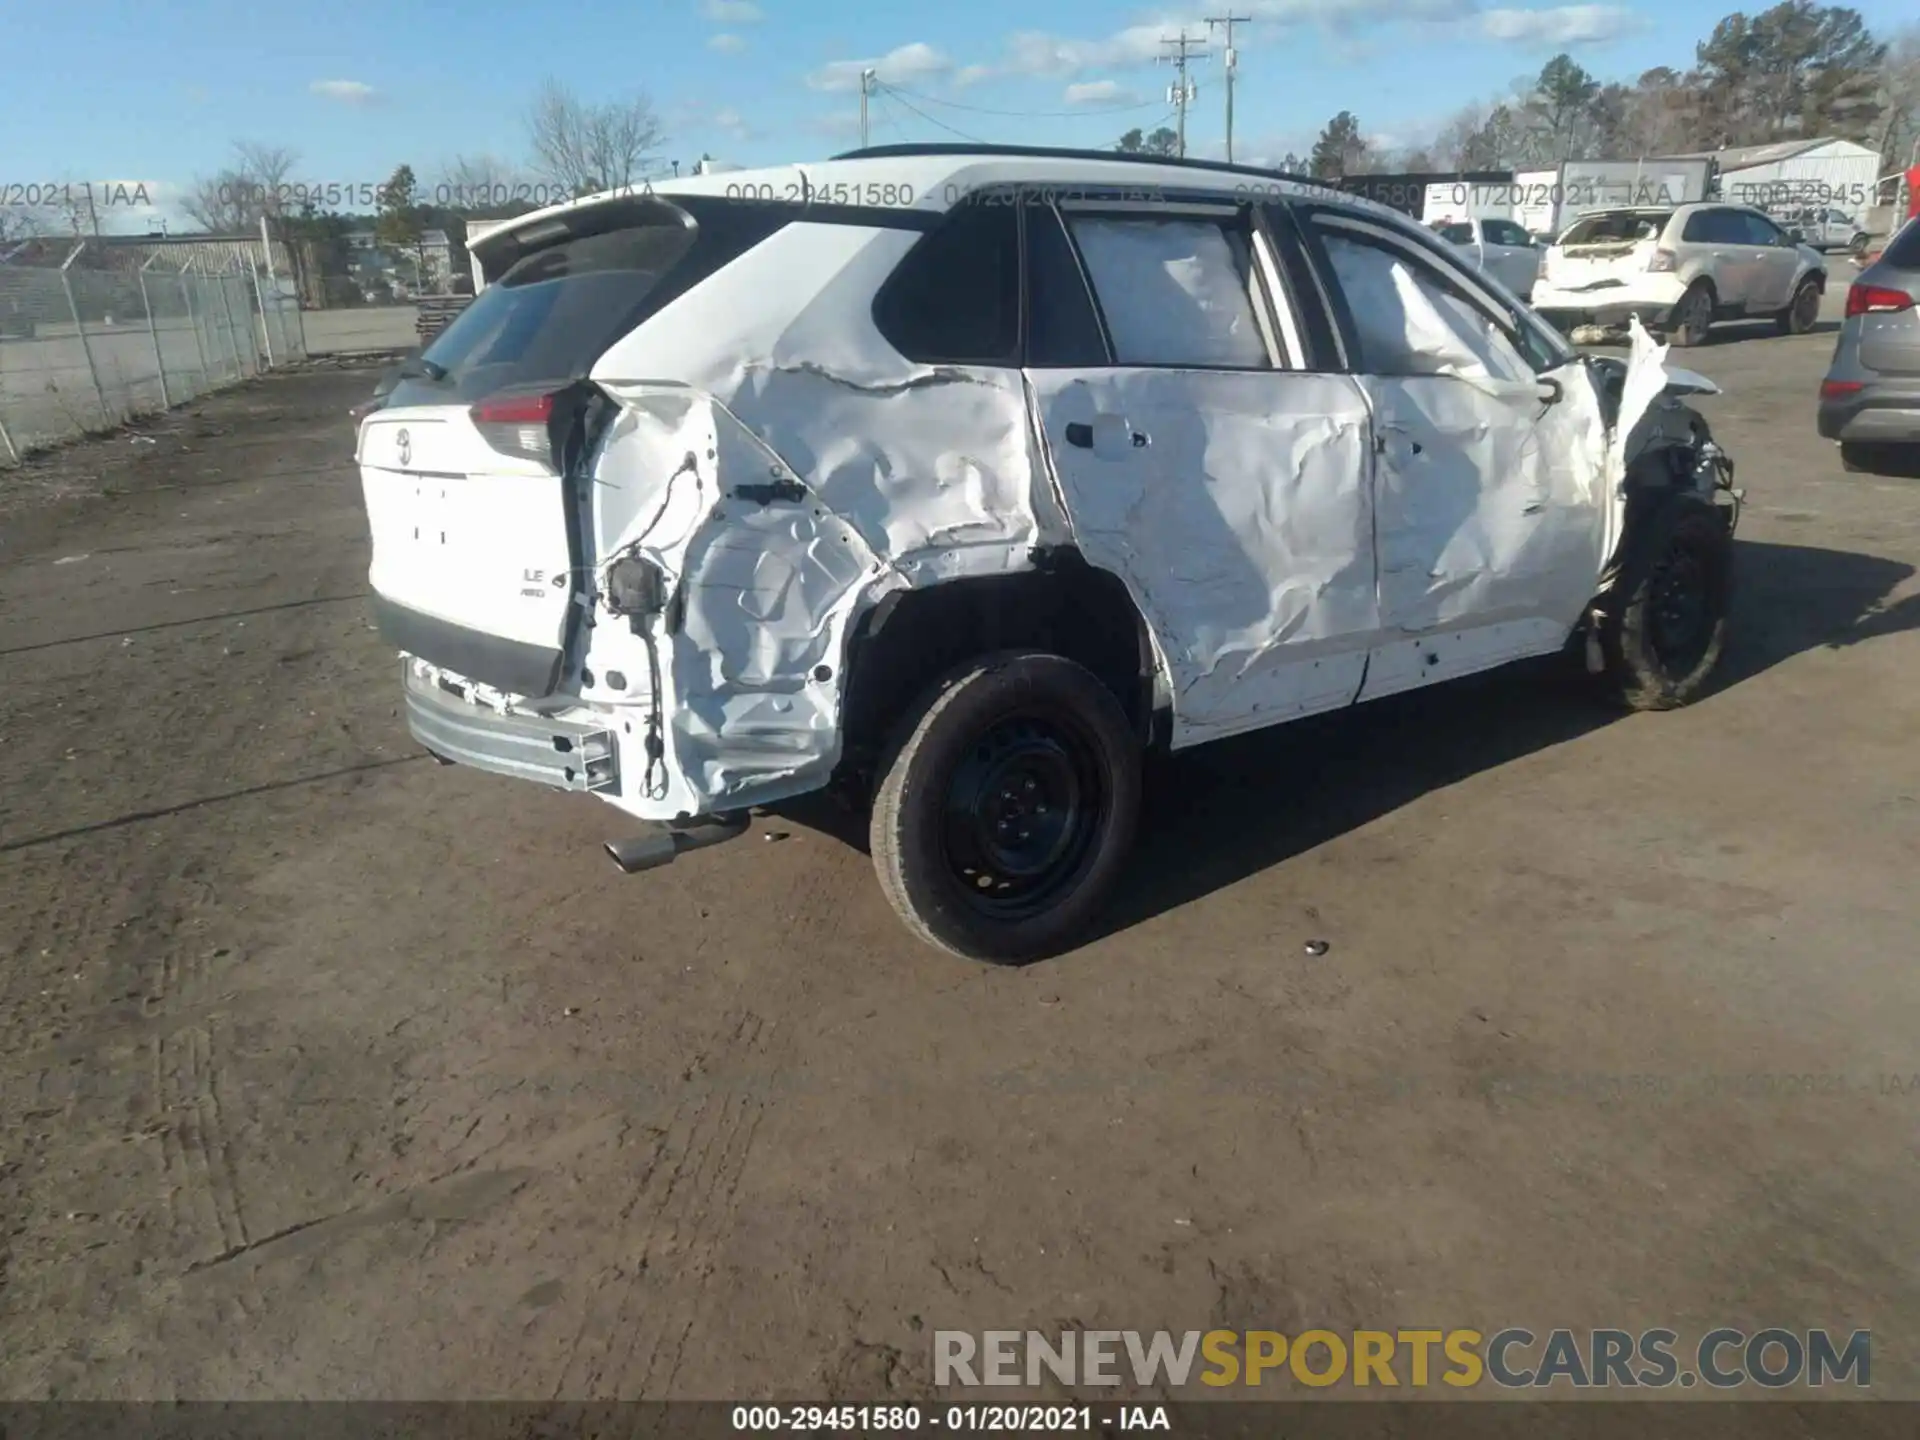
1065, 211, 1275, 369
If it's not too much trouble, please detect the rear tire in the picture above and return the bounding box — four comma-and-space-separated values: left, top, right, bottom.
870, 651, 1141, 963
1594, 500, 1732, 711
1667, 282, 1714, 348
1777, 278, 1821, 335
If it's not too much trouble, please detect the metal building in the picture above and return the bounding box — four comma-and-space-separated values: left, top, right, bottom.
1680, 138, 1884, 221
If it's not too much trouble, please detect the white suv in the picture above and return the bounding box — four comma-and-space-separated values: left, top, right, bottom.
355, 144, 1739, 961
1533, 203, 1827, 346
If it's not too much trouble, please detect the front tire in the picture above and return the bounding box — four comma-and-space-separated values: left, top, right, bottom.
1595, 500, 1732, 711
870, 651, 1141, 963
1777, 278, 1821, 335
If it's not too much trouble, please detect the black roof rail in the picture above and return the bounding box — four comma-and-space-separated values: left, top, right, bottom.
828, 141, 1343, 195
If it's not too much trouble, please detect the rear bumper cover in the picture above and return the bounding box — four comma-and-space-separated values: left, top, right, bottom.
372, 594, 564, 699
1532, 275, 1689, 330
1817, 379, 1920, 443
403, 662, 619, 793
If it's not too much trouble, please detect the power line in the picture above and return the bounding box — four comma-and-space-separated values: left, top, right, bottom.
881, 82, 1167, 119
875, 84, 990, 144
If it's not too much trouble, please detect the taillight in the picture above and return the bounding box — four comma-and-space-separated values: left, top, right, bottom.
1647, 249, 1677, 273
1821, 380, 1864, 398
470, 392, 558, 467
1845, 283, 1915, 318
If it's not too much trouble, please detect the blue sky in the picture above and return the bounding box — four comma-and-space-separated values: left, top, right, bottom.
3, 0, 1914, 233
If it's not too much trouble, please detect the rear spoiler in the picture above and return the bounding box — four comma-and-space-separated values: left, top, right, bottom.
467, 191, 692, 278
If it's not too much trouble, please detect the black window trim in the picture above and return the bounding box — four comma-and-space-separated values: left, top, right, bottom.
1295, 204, 1572, 379
1254, 200, 1346, 373
1017, 196, 1115, 368
1051, 200, 1292, 375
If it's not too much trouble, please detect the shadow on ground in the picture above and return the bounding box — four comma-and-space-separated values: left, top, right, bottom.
778, 539, 1917, 951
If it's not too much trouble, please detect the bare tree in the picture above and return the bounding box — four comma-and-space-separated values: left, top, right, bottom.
526, 79, 666, 196
1876, 25, 1920, 172
180, 141, 300, 233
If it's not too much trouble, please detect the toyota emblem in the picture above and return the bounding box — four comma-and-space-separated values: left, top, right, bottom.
395, 428, 411, 466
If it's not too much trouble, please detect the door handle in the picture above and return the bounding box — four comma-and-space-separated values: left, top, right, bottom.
1131, 430, 1150, 447
1065, 423, 1093, 449
1537, 377, 1562, 405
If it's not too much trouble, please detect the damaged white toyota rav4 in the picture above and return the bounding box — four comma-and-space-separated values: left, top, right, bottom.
355, 143, 1740, 963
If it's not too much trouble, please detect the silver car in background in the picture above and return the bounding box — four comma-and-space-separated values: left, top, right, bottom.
1817, 216, 1920, 473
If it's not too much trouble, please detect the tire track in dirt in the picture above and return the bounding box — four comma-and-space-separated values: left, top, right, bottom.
0, 374, 385, 1382
548, 1007, 780, 1399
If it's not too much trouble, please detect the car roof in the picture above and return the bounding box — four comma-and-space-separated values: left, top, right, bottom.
471, 143, 1415, 256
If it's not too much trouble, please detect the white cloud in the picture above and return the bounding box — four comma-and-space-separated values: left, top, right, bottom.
998, 24, 1173, 79
701, 0, 763, 21
954, 63, 997, 88
1476, 4, 1641, 44
713, 106, 755, 139
807, 109, 865, 138
808, 41, 951, 92
309, 78, 378, 105
1064, 80, 1145, 106
708, 31, 747, 52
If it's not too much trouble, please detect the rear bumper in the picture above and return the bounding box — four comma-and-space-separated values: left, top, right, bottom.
403, 662, 619, 793
373, 593, 564, 699
1532, 276, 1689, 330
1817, 379, 1920, 443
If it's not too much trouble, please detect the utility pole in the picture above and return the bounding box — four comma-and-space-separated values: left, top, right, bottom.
1205, 14, 1251, 164
1158, 31, 1208, 158
859, 68, 877, 148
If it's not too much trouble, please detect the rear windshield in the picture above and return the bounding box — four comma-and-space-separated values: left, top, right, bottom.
1559, 211, 1671, 246
390, 223, 696, 406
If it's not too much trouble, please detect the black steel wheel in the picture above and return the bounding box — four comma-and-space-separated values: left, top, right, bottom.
1595, 499, 1732, 711
871, 651, 1141, 962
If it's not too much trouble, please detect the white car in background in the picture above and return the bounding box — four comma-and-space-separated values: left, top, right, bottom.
1532, 203, 1827, 346
1432, 216, 1543, 298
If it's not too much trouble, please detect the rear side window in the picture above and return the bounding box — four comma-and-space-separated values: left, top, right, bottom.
1485, 219, 1533, 248
1682, 209, 1738, 244
401, 205, 783, 404
873, 201, 1020, 365
1436, 222, 1473, 244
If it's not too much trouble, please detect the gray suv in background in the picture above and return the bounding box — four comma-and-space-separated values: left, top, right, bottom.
1818, 216, 1920, 473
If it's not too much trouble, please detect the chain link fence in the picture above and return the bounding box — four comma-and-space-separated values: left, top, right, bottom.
0, 244, 307, 464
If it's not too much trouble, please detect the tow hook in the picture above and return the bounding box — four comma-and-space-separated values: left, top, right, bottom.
605, 814, 750, 874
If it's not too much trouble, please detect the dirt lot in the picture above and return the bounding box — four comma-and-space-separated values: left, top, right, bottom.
3, 299, 1918, 1406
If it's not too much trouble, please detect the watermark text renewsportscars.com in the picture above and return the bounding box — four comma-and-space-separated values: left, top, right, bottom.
935, 1328, 1871, 1390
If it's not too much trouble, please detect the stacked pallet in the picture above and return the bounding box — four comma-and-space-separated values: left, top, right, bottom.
415, 296, 471, 348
